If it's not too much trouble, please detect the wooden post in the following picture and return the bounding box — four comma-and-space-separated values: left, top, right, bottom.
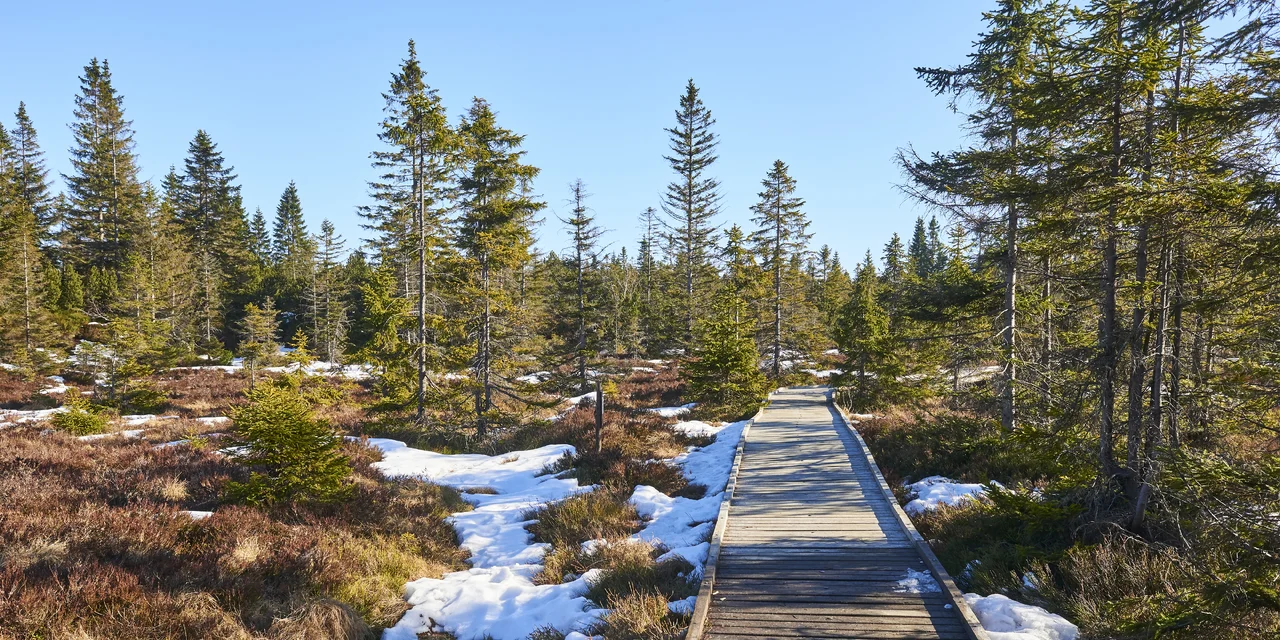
594, 380, 604, 454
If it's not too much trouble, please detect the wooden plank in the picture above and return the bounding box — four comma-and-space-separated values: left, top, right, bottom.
689, 387, 988, 640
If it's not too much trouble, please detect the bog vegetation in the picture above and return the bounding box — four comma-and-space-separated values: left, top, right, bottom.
2, 0, 1280, 639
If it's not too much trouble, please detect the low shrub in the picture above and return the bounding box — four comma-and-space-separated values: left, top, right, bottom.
123, 384, 169, 414
51, 396, 110, 436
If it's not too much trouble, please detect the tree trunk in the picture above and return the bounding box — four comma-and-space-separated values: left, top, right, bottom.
1041, 257, 1052, 402
416, 146, 428, 428
773, 220, 783, 379
1148, 243, 1171, 460
1001, 122, 1018, 432
594, 381, 604, 454
1098, 52, 1124, 482
476, 256, 491, 437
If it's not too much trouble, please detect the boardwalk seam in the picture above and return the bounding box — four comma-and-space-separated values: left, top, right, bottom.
828, 392, 991, 640
685, 394, 762, 640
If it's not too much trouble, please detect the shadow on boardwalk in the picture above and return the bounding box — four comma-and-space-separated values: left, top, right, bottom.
693, 387, 985, 640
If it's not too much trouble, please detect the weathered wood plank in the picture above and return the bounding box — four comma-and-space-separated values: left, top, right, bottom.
687, 387, 988, 640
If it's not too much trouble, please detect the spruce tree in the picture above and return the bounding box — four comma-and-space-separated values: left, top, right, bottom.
250, 208, 270, 263
9, 103, 55, 245
455, 97, 544, 436
306, 220, 347, 363
239, 298, 280, 389
175, 130, 246, 345
835, 253, 895, 407
907, 217, 932, 280
63, 59, 144, 272
748, 160, 813, 378
661, 79, 721, 344
0, 120, 55, 362
225, 382, 352, 506
361, 40, 455, 427
350, 265, 416, 412
550, 179, 606, 391
271, 181, 313, 282
683, 288, 767, 417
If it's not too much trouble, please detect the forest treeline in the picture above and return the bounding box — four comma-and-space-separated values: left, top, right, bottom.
0, 44, 865, 430
826, 1, 1280, 637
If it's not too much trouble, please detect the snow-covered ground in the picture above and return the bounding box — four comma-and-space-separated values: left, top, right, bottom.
0, 406, 65, 424
173, 360, 373, 380
964, 593, 1078, 640
899, 477, 1076, 639
77, 429, 146, 442
375, 414, 750, 640
903, 475, 1003, 515
38, 375, 70, 395
646, 402, 696, 418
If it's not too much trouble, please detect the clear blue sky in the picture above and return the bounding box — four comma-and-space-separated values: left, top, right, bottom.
0, 1, 989, 266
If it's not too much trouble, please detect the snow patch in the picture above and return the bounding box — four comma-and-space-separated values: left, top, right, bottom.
903, 476, 1002, 515
964, 593, 1078, 640
376, 413, 752, 640
372, 439, 597, 639
895, 568, 942, 593
647, 402, 697, 418
78, 429, 146, 442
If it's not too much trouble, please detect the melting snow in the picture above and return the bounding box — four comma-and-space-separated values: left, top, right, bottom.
376, 415, 750, 640
964, 593, 1078, 640
895, 568, 942, 593
647, 403, 697, 418
77, 429, 146, 442
903, 476, 1002, 515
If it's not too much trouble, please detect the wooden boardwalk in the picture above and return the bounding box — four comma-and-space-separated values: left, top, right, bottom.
688, 387, 987, 640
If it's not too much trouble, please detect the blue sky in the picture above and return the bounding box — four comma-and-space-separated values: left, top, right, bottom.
0, 1, 989, 266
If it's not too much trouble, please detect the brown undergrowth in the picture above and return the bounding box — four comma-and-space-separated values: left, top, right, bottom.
0, 427, 468, 638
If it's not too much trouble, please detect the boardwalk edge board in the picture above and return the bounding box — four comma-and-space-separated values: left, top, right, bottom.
828, 392, 991, 640
685, 393, 761, 640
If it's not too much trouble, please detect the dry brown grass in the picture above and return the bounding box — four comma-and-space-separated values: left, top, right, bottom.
0, 372, 46, 409
148, 368, 250, 417
0, 426, 467, 637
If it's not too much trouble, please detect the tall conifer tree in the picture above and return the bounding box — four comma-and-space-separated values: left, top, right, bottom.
661, 80, 721, 344
749, 160, 812, 377
456, 98, 544, 436
63, 59, 144, 272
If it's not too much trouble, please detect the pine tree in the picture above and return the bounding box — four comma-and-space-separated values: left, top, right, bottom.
455, 97, 544, 435
224, 382, 352, 506
749, 160, 813, 377
661, 79, 721, 344
63, 59, 144, 272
